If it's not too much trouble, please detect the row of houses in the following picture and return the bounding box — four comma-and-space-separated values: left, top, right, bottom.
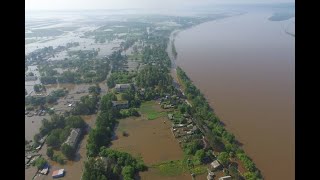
170, 116, 199, 138
114, 83, 131, 92
112, 101, 129, 109
25, 75, 37, 81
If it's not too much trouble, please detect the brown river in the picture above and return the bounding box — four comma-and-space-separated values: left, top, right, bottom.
174, 12, 295, 180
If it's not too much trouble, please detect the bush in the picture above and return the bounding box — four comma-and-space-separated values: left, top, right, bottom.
33, 157, 47, 169
34, 134, 41, 143
61, 143, 75, 160
53, 154, 65, 164
26, 106, 34, 111
46, 147, 54, 158
217, 152, 229, 166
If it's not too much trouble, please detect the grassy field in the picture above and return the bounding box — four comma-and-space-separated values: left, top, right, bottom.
152, 159, 207, 177
139, 101, 167, 120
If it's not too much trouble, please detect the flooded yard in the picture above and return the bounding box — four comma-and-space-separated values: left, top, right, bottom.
26, 115, 96, 180
25, 115, 50, 141
111, 116, 184, 164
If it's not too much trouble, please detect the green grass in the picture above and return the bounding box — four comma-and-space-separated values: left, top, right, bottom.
152, 159, 207, 177
139, 101, 167, 120
153, 160, 186, 176
116, 93, 123, 101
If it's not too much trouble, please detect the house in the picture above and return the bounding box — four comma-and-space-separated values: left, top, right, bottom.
163, 104, 174, 109
207, 170, 215, 180
25, 76, 37, 81
168, 114, 173, 120
112, 101, 129, 109
63, 128, 81, 149
173, 124, 186, 128
114, 84, 131, 92
211, 160, 221, 170
52, 169, 65, 178
219, 176, 232, 180
39, 164, 49, 175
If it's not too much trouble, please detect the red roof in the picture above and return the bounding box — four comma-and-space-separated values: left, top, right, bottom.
52, 169, 64, 176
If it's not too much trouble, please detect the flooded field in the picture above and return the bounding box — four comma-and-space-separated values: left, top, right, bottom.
25, 115, 50, 141
111, 113, 192, 179
112, 116, 183, 164
175, 12, 294, 180
25, 19, 123, 58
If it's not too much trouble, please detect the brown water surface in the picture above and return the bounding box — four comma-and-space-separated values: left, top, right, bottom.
111, 116, 192, 180
175, 12, 295, 180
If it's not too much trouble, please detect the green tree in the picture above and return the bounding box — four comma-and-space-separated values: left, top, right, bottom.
88, 85, 101, 95
34, 133, 41, 143
66, 115, 86, 129
122, 166, 134, 180
33, 84, 42, 93
46, 134, 60, 147
33, 157, 47, 169
194, 149, 205, 165
46, 147, 54, 158
243, 171, 261, 180
53, 154, 65, 164
61, 143, 75, 160
218, 152, 229, 166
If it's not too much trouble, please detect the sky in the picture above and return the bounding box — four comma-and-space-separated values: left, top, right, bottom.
26, 0, 294, 11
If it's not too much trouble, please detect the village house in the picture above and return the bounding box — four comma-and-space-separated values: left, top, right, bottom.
114, 84, 131, 92
211, 160, 221, 170
25, 75, 37, 81
63, 128, 81, 149
112, 101, 129, 109
52, 169, 65, 178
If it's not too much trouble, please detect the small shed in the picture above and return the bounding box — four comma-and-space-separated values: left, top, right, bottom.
52, 169, 65, 178
40, 165, 49, 175
211, 160, 221, 169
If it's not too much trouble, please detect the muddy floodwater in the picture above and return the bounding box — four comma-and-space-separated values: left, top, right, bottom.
175, 12, 294, 180
111, 116, 192, 180
28, 115, 96, 180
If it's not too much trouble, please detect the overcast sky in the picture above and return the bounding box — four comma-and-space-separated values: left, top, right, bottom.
26, 0, 294, 10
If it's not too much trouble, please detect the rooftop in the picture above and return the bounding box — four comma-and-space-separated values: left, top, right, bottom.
211, 160, 221, 169
64, 128, 81, 148
52, 169, 64, 176
115, 84, 131, 89
112, 101, 129, 106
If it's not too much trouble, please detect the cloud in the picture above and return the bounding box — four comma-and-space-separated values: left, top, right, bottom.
25, 0, 294, 10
